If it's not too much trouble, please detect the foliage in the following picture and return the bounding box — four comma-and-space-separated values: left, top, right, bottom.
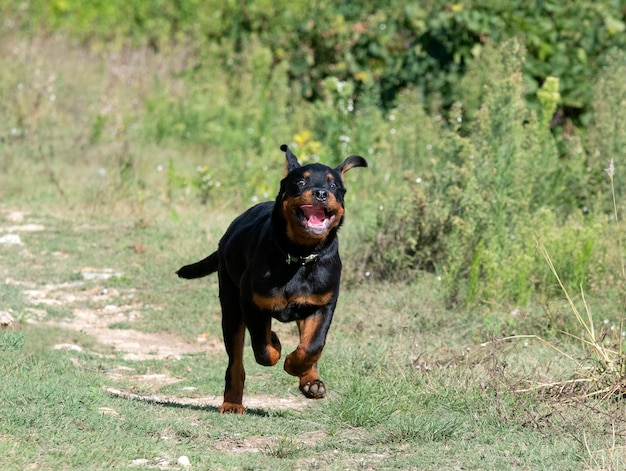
366, 39, 609, 305
2, 3, 626, 307
2, 0, 625, 119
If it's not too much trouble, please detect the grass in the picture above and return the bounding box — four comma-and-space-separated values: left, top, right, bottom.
1, 208, 624, 470
1, 31, 625, 470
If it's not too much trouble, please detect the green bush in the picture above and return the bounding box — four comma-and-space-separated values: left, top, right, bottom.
366, 40, 608, 306
4, 0, 624, 119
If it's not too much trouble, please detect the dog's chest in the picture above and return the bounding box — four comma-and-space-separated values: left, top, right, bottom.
247, 263, 337, 321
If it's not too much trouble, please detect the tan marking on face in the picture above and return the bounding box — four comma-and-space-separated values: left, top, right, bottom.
282, 191, 326, 246
281, 189, 344, 246
325, 193, 344, 225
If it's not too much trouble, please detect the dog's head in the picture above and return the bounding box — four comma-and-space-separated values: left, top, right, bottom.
277, 144, 367, 246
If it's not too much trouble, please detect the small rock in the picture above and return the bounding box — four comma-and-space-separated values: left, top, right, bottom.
81, 268, 123, 281
53, 343, 83, 352
177, 456, 191, 467
0, 234, 22, 245
0, 311, 15, 327
127, 244, 145, 254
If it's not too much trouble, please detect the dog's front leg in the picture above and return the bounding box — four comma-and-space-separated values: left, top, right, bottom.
246, 313, 282, 367
218, 276, 247, 414
219, 318, 246, 414
283, 310, 332, 399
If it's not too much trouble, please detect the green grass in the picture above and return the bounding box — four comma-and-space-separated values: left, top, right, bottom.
1, 208, 624, 470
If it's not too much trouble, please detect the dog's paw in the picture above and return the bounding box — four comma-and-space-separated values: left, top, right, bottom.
218, 402, 245, 414
301, 379, 326, 399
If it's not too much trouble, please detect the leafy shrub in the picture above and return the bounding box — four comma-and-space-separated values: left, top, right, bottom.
4, 0, 625, 120
366, 40, 605, 305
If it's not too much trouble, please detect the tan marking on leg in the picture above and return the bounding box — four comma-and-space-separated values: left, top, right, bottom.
284, 316, 323, 378
285, 318, 327, 399
264, 319, 281, 365
218, 402, 246, 414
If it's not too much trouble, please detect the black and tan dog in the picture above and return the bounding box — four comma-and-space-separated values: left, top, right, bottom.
177, 144, 367, 413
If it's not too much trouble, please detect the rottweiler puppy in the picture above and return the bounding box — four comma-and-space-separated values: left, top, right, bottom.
177, 144, 367, 413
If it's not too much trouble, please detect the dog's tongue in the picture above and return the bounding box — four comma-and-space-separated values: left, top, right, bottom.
300, 205, 326, 225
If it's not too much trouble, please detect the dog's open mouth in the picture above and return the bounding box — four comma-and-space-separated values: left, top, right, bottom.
297, 204, 336, 235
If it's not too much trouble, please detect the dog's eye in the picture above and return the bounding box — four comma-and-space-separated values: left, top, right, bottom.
297, 179, 306, 188
329, 181, 337, 189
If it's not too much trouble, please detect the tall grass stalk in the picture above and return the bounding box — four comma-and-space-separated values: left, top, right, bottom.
530, 242, 624, 398
535, 234, 626, 397
606, 158, 625, 280
531, 159, 626, 398
583, 424, 624, 471
535, 235, 617, 374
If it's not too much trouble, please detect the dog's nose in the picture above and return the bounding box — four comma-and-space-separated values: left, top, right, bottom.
314, 189, 328, 202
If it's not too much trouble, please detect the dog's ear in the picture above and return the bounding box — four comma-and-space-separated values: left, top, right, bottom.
280, 144, 301, 173
336, 155, 368, 177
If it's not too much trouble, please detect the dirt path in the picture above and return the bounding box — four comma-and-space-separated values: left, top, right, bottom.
24, 277, 221, 361
1, 209, 309, 413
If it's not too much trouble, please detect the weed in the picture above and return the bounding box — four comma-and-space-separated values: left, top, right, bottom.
382, 414, 461, 443
0, 330, 26, 353
522, 159, 626, 402
605, 158, 625, 280
262, 437, 303, 459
